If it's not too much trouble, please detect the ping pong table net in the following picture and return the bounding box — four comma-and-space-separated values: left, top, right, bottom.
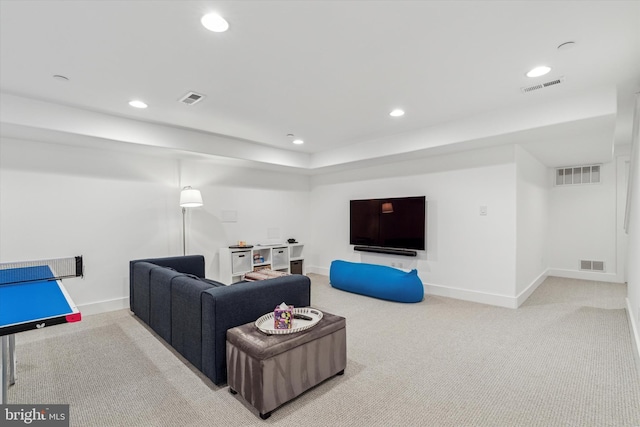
0, 256, 83, 285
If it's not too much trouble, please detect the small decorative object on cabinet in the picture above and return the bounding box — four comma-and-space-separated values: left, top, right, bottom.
219, 243, 304, 283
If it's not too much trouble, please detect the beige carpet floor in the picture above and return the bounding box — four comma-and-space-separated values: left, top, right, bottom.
5, 274, 640, 426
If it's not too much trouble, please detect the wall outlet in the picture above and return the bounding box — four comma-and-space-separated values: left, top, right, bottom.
479, 206, 488, 216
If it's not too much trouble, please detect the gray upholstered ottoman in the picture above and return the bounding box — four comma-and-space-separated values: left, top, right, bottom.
226, 311, 347, 419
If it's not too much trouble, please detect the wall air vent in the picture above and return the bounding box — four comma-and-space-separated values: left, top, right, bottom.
555, 164, 600, 186
521, 76, 565, 93
580, 260, 605, 272
178, 91, 205, 105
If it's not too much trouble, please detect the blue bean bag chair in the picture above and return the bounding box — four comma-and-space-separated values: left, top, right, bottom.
329, 260, 424, 303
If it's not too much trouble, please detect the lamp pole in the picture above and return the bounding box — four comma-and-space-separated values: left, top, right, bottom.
182, 206, 187, 255
179, 186, 203, 256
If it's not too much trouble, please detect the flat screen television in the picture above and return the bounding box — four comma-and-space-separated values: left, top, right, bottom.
350, 196, 426, 251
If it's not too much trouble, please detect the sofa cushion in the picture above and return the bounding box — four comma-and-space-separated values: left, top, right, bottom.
170, 275, 217, 371
149, 267, 185, 344
183, 273, 225, 288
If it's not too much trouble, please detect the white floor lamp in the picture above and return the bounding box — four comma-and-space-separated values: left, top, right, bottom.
180, 186, 203, 255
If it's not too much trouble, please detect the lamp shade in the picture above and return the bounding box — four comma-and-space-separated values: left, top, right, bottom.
381, 202, 394, 214
180, 186, 203, 207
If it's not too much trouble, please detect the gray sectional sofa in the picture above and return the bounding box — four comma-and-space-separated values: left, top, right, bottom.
129, 255, 311, 385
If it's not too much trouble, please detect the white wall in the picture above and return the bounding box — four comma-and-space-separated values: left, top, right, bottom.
627, 159, 640, 368
624, 100, 640, 369
515, 146, 549, 301
0, 137, 310, 313
309, 145, 519, 307
1, 133, 626, 314
0, 137, 180, 314
178, 158, 310, 280
547, 161, 620, 281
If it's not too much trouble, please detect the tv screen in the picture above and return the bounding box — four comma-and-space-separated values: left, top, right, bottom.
350, 196, 426, 250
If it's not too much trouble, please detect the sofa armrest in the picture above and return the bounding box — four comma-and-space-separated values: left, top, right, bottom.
130, 262, 162, 322
201, 275, 311, 385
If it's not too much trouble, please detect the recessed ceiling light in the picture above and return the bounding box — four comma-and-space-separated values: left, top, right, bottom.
526, 66, 551, 78
201, 13, 229, 32
389, 109, 405, 117
292, 139, 304, 145
128, 100, 148, 109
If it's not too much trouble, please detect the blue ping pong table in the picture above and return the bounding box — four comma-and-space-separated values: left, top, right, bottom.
0, 265, 82, 404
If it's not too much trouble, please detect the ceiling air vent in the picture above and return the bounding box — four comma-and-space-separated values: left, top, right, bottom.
178, 91, 205, 105
521, 76, 565, 93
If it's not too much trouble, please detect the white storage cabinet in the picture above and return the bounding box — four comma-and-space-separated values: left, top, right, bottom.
219, 244, 304, 284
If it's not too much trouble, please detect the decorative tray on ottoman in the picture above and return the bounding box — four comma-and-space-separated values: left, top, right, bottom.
255, 308, 323, 335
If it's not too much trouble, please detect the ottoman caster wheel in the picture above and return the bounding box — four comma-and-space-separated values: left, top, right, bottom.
229, 388, 237, 395
336, 369, 345, 376
260, 411, 272, 420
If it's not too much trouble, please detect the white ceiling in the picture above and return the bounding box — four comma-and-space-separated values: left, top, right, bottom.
1, 1, 639, 172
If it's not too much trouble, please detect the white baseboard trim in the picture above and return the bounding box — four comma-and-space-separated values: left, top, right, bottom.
547, 268, 623, 283
626, 297, 640, 376
515, 271, 548, 307
307, 265, 329, 276
77, 297, 129, 316
423, 283, 518, 309
308, 265, 538, 309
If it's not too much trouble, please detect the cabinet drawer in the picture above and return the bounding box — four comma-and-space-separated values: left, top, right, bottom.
231, 251, 252, 274
290, 260, 303, 275
272, 247, 289, 269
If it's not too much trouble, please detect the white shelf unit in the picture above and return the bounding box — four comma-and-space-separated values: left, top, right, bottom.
219, 244, 304, 284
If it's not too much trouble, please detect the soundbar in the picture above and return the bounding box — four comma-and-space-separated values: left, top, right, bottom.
353, 246, 417, 257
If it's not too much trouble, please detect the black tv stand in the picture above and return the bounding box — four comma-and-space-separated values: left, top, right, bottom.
354, 246, 417, 257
